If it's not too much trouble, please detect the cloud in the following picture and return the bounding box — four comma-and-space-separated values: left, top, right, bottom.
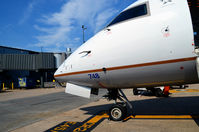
94, 9, 119, 33
19, 0, 37, 25
74, 37, 81, 42
33, 0, 121, 51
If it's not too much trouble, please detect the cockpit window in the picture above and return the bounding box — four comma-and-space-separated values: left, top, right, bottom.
107, 3, 148, 27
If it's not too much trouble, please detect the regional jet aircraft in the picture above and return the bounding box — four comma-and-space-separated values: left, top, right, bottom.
54, 0, 199, 121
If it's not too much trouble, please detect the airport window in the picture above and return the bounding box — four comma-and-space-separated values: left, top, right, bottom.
107, 3, 148, 27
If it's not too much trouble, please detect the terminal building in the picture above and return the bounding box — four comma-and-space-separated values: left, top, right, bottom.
0, 46, 70, 89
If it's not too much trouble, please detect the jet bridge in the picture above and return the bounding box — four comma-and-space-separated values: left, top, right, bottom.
188, 0, 199, 46
0, 53, 55, 70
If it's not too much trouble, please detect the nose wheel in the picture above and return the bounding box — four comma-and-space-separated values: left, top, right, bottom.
109, 103, 127, 121
104, 89, 133, 121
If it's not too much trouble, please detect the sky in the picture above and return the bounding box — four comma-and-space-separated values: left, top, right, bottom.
0, 0, 136, 52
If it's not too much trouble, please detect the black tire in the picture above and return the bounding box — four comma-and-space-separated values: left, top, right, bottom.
155, 88, 163, 97
133, 88, 138, 95
147, 87, 156, 96
109, 104, 127, 121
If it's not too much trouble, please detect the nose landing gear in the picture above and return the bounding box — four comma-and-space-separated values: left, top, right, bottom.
109, 103, 127, 121
104, 89, 133, 121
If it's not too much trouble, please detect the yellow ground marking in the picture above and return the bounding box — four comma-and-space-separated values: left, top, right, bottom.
170, 89, 199, 93
49, 121, 77, 132
124, 115, 199, 121
91, 113, 199, 121
79, 113, 199, 125
87, 113, 109, 123
73, 112, 108, 132
48, 113, 199, 131
129, 115, 199, 119
87, 113, 199, 120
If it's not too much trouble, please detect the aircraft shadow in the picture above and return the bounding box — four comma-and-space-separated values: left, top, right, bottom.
80, 96, 199, 126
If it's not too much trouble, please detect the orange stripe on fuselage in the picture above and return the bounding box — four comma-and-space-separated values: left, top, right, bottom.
54, 57, 197, 78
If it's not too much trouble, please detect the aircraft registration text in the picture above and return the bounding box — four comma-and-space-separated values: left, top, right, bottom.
88, 73, 100, 79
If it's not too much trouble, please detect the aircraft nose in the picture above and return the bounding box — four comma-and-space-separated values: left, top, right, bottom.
54, 69, 59, 78
53, 57, 72, 81
54, 68, 62, 79
54, 60, 67, 79
53, 44, 90, 81
54, 64, 68, 83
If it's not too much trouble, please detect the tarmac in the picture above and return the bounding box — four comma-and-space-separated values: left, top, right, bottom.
0, 85, 199, 132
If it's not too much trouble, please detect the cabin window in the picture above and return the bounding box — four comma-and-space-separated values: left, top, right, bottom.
107, 3, 148, 27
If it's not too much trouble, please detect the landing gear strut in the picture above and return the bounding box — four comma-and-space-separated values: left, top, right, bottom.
104, 89, 133, 121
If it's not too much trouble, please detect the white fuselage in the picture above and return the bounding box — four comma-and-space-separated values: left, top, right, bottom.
54, 0, 199, 89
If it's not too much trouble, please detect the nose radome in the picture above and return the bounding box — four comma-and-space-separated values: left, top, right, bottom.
54, 55, 73, 78
54, 41, 91, 79
54, 69, 59, 77
54, 67, 62, 79
54, 60, 67, 78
